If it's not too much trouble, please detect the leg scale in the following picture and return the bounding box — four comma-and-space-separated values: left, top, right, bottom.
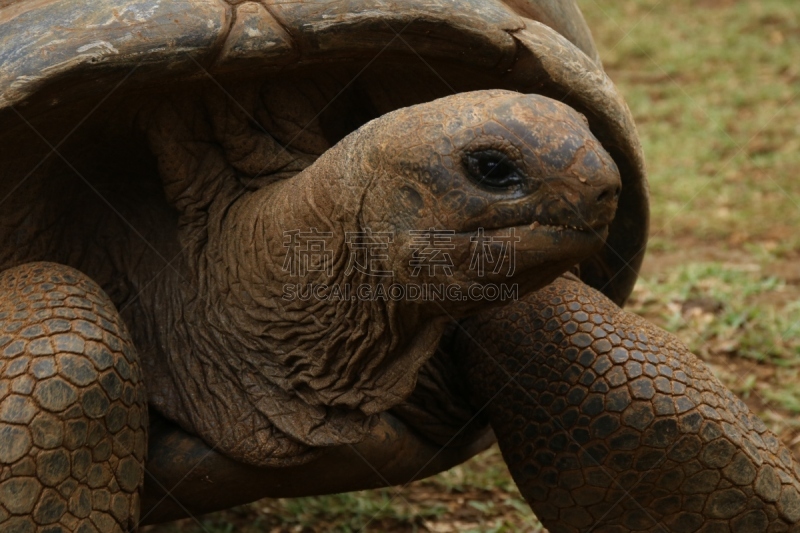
0, 263, 147, 533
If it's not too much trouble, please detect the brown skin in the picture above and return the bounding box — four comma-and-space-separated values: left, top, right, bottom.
138, 90, 620, 467
0, 90, 621, 528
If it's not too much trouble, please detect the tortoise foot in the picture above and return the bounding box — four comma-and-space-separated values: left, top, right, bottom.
0, 263, 147, 533
459, 275, 800, 532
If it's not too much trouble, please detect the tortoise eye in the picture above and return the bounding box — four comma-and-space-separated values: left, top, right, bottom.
464, 149, 525, 190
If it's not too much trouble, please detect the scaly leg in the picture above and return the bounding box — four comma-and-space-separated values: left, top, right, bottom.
458, 275, 800, 532
0, 263, 147, 533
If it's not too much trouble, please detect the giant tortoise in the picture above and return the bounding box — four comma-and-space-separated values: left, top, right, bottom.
1, 1, 799, 532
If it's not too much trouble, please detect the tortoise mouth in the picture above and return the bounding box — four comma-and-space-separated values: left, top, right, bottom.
526, 221, 609, 234
462, 221, 610, 254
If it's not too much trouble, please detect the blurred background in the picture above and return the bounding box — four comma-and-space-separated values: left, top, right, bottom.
144, 0, 800, 531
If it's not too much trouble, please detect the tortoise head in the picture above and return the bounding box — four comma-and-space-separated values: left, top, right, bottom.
330, 90, 621, 298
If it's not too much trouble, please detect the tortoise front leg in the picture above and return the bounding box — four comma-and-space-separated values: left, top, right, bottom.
458, 275, 800, 532
0, 263, 147, 533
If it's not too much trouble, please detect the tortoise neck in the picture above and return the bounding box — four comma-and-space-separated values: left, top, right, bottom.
150, 143, 450, 466
212, 141, 362, 315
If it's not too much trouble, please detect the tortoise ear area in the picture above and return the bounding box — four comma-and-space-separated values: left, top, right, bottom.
396, 185, 426, 217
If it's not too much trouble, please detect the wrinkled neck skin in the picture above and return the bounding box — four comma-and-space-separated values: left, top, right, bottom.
146, 128, 449, 467
138, 87, 617, 467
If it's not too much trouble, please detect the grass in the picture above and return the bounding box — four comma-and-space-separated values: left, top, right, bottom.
144, 1, 800, 531
630, 261, 800, 366
590, 0, 800, 248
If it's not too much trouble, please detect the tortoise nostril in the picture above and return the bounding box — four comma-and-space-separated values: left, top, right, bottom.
596, 184, 620, 204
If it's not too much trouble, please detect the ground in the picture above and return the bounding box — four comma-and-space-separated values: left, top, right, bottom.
142, 0, 800, 531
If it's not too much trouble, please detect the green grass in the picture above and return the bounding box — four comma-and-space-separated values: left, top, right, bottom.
145, 1, 800, 531
589, 0, 800, 247
149, 490, 446, 533
630, 262, 800, 365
